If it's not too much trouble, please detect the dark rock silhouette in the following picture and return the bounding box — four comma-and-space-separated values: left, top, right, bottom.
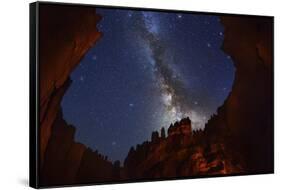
39, 4, 102, 168
38, 4, 273, 186
38, 5, 118, 186
122, 16, 273, 179
205, 16, 274, 173
160, 127, 166, 138
151, 131, 160, 143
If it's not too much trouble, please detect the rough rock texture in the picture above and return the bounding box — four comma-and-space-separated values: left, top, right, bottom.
122, 15, 274, 179
38, 5, 273, 186
123, 118, 242, 179
205, 16, 274, 173
38, 4, 119, 186
39, 4, 102, 166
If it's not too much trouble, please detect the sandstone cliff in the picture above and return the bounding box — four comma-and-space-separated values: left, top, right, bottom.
38, 4, 119, 186
123, 117, 242, 179
205, 16, 273, 173
38, 4, 273, 186
122, 15, 273, 179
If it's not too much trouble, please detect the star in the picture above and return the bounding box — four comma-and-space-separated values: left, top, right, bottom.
92, 55, 97, 60
61, 9, 236, 161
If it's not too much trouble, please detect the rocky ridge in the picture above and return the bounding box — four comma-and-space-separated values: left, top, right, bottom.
38, 4, 273, 186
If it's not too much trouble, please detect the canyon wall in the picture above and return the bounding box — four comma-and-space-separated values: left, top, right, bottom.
205, 15, 273, 173
38, 4, 273, 186
38, 4, 119, 186
124, 118, 242, 179
123, 15, 273, 179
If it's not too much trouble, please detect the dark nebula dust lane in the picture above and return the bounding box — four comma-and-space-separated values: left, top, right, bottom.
61, 8, 235, 162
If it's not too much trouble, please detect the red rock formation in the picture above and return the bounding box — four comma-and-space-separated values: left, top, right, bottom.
39, 4, 102, 166
123, 15, 273, 179
38, 4, 118, 187
123, 117, 242, 179
38, 4, 273, 186
205, 16, 274, 173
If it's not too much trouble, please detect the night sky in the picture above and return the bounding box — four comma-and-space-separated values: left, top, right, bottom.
61, 8, 235, 162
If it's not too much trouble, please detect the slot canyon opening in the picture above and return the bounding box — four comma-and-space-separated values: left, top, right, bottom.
61, 9, 235, 164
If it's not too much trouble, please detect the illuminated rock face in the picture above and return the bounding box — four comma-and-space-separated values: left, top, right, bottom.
38, 5, 118, 186
123, 117, 242, 179
39, 4, 273, 186
123, 16, 273, 179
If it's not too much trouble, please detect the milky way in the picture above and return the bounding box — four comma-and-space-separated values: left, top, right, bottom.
61, 8, 235, 162
135, 12, 206, 129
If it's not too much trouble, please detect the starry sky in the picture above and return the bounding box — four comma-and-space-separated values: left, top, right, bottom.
61, 8, 235, 163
